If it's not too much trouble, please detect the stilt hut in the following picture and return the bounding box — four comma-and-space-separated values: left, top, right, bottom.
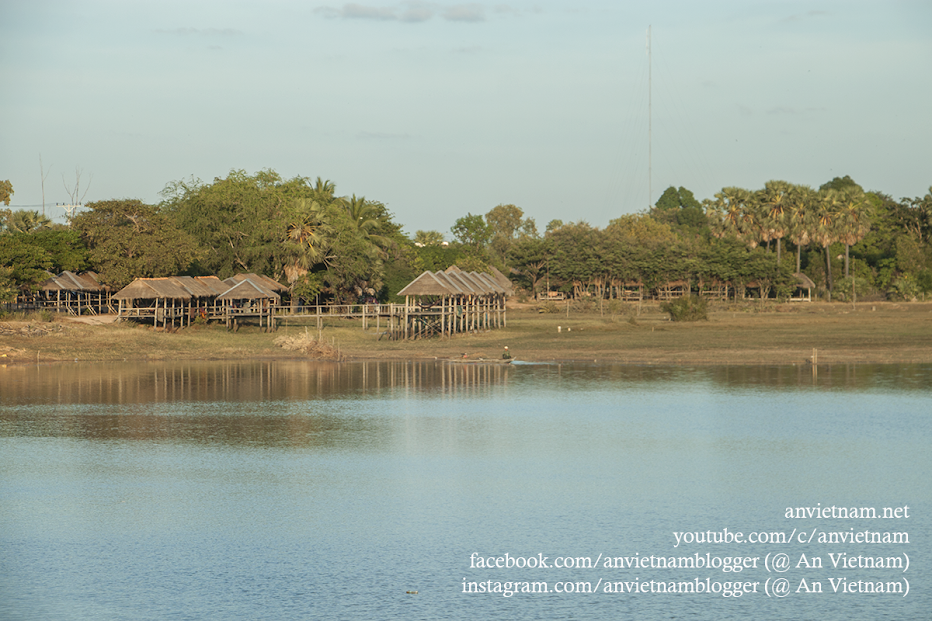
698, 279, 730, 301
654, 280, 689, 301
217, 277, 282, 331
620, 281, 644, 302
112, 278, 194, 328
113, 276, 229, 327
395, 267, 508, 340
791, 273, 815, 302
36, 271, 109, 315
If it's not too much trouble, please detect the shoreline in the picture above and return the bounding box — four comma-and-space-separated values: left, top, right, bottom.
2, 300, 931, 367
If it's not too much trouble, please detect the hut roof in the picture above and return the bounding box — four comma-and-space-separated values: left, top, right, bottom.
794, 272, 816, 289
112, 278, 193, 300
488, 265, 514, 296
166, 276, 229, 298
216, 278, 281, 301
469, 271, 507, 294
39, 271, 104, 292
397, 271, 456, 296
224, 273, 287, 293
397, 268, 506, 297
432, 271, 467, 295
444, 269, 483, 294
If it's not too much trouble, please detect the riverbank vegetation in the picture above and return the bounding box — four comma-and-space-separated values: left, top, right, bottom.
2, 172, 931, 308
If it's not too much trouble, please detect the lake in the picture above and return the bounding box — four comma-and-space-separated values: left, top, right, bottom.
1, 361, 929, 620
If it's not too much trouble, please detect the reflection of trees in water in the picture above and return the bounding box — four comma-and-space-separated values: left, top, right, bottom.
1, 361, 927, 447
0, 360, 515, 405
0, 361, 518, 448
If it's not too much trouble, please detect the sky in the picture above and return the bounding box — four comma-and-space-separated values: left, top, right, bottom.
2, 0, 930, 236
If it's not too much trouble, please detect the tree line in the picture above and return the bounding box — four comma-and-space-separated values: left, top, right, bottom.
1, 171, 931, 305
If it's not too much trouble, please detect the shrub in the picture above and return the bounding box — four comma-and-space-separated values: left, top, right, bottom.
660, 295, 708, 322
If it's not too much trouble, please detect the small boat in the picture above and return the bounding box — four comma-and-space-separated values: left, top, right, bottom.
442, 357, 513, 365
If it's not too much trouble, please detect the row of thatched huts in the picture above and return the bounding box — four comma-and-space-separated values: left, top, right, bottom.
113, 274, 287, 330
394, 266, 511, 339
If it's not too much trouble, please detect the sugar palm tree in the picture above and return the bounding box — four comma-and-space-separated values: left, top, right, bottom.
758, 180, 794, 263
786, 185, 816, 273
710, 187, 756, 245
834, 187, 871, 278
815, 189, 843, 296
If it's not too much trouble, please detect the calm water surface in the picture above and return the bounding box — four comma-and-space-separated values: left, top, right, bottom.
1, 361, 929, 620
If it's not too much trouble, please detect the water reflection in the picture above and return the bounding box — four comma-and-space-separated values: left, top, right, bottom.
2, 361, 929, 408
0, 360, 517, 404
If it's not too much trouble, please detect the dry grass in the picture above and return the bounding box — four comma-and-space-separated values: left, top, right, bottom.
1, 300, 931, 365
273, 330, 344, 360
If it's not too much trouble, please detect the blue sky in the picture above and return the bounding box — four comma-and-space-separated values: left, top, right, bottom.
2, 1, 930, 235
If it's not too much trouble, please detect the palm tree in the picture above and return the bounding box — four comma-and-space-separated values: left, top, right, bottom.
710, 187, 755, 245
815, 189, 842, 296
343, 194, 391, 255
283, 198, 331, 288
834, 187, 871, 278
786, 185, 816, 273
758, 180, 794, 263
6, 209, 52, 233
311, 177, 336, 202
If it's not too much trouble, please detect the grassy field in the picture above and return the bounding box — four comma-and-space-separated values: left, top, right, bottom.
1, 300, 931, 365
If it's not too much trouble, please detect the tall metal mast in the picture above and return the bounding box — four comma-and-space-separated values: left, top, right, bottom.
648, 25, 652, 210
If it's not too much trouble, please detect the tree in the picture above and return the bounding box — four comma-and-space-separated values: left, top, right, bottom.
814, 189, 842, 295
0, 235, 54, 292
413, 230, 444, 246
283, 198, 331, 289
0, 180, 12, 206
508, 235, 550, 296
757, 180, 794, 263
451, 213, 492, 252
834, 187, 871, 278
4, 209, 52, 234
652, 186, 706, 231
71, 199, 199, 287
161, 169, 311, 279
786, 185, 816, 273
485, 203, 538, 264
819, 175, 863, 194
708, 187, 757, 246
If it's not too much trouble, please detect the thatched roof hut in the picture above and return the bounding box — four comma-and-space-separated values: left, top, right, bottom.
397, 271, 458, 296
224, 273, 287, 293
38, 271, 105, 292
397, 267, 507, 298
217, 278, 281, 302
112, 278, 193, 301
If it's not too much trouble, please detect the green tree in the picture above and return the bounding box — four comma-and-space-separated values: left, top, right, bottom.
71, 199, 200, 287
0, 180, 12, 206
3, 209, 52, 234
834, 187, 871, 278
757, 180, 795, 263
507, 235, 550, 296
413, 230, 445, 246
786, 184, 816, 273
26, 229, 88, 273
819, 175, 863, 193
451, 213, 492, 252
814, 190, 842, 295
0, 235, 54, 292
652, 186, 706, 232
161, 169, 309, 279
